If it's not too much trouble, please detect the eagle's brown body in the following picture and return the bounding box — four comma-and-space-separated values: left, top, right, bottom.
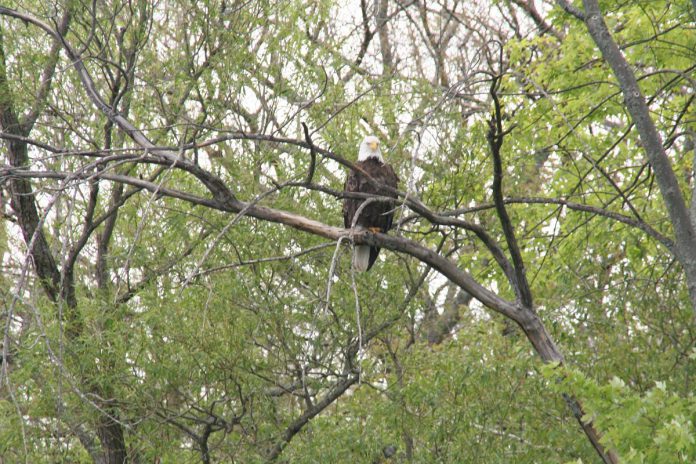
343, 158, 399, 271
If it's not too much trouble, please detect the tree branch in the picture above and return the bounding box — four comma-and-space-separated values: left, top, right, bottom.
487, 74, 533, 308
510, 0, 563, 40
1, 164, 524, 319
451, 196, 674, 251
266, 374, 359, 461
301, 122, 316, 185
555, 0, 585, 20
20, 10, 71, 131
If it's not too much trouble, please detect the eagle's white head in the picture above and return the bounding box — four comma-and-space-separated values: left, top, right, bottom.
358, 135, 383, 162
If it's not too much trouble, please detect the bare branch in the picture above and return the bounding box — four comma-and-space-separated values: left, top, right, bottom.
301, 122, 316, 185
1, 165, 523, 320
449, 197, 674, 251
487, 74, 533, 308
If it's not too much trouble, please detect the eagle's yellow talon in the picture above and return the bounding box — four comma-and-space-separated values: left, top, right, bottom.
368, 227, 382, 234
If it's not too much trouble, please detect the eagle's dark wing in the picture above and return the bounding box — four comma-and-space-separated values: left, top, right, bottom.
344, 160, 400, 230
343, 159, 399, 271
343, 168, 361, 228
379, 163, 399, 232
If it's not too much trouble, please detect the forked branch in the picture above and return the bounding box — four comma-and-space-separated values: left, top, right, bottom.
487, 74, 533, 309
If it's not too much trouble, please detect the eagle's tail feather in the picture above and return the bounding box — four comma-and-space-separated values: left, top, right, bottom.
353, 245, 371, 272
368, 246, 381, 271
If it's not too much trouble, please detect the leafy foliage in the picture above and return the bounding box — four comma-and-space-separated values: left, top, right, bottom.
544, 363, 696, 463
0, 0, 695, 462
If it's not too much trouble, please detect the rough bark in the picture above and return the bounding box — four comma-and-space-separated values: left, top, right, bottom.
422, 285, 471, 345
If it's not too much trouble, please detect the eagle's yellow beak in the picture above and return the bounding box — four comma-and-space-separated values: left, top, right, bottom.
369, 141, 378, 151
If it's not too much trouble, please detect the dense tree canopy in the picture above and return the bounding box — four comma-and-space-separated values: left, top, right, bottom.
1, 0, 695, 462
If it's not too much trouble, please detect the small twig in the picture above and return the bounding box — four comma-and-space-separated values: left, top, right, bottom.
350, 258, 363, 384
189, 242, 334, 278
324, 236, 349, 313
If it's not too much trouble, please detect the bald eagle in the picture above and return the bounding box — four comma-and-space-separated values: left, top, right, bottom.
343, 136, 399, 272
